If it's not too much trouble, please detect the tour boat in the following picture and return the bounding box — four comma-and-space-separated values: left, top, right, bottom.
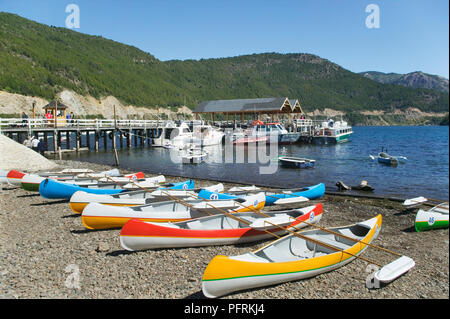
313, 119, 353, 144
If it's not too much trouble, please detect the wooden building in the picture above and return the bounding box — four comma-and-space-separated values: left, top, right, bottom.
193, 97, 304, 123
43, 100, 68, 127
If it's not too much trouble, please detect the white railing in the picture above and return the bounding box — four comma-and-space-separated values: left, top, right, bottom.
0, 118, 179, 131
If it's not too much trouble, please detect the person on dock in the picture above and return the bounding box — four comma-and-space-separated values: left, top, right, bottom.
37, 138, 48, 155
31, 136, 40, 152
23, 135, 32, 148
21, 112, 29, 127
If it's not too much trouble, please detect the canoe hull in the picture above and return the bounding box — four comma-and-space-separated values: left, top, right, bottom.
39, 179, 125, 199
6, 170, 26, 186
81, 193, 266, 230
264, 183, 325, 206
201, 215, 382, 298
415, 209, 449, 232
120, 204, 323, 250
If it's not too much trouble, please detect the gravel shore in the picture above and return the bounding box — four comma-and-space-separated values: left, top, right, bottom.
0, 160, 448, 300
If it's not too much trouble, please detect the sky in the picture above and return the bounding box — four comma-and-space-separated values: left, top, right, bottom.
1, 0, 449, 78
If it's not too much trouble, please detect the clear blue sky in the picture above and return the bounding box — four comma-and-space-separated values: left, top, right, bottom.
1, 0, 449, 78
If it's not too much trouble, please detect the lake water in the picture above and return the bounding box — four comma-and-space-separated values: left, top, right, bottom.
60, 126, 449, 200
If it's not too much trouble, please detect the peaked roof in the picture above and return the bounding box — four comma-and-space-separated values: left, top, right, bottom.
43, 100, 68, 109
194, 97, 292, 113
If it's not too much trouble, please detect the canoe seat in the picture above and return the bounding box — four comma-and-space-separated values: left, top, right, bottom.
222, 216, 240, 229
230, 252, 270, 263
258, 244, 300, 263
305, 234, 350, 252
186, 220, 204, 230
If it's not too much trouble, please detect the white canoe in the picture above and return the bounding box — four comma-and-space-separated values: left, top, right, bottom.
81, 192, 266, 230
402, 196, 427, 209
76, 168, 121, 178
69, 183, 225, 214
121, 176, 167, 189
227, 185, 261, 193
21, 173, 100, 192
0, 170, 9, 185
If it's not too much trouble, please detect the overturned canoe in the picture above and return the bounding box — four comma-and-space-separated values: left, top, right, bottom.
415, 203, 449, 232
69, 183, 223, 214
202, 215, 382, 298
120, 203, 323, 250
21, 174, 100, 192
81, 192, 266, 230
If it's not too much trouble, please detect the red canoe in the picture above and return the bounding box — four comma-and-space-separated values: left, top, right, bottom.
120, 203, 323, 251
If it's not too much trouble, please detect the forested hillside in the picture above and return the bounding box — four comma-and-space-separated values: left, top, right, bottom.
0, 12, 448, 113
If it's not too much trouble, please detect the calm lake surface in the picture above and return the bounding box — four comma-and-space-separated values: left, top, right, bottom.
60, 126, 449, 200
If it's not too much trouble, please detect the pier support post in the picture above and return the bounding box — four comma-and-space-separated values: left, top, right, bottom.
86, 131, 91, 150
75, 130, 80, 152
127, 130, 131, 148
66, 131, 70, 150
95, 131, 99, 152
103, 131, 107, 150
53, 130, 57, 155
43, 132, 48, 149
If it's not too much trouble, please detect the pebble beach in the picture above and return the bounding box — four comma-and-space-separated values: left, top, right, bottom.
0, 159, 448, 300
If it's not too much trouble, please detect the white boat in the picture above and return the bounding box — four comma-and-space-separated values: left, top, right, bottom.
153, 122, 193, 148
192, 124, 225, 146
81, 192, 266, 230
313, 118, 353, 144
402, 196, 427, 209
182, 148, 208, 164
230, 121, 300, 144
69, 183, 225, 214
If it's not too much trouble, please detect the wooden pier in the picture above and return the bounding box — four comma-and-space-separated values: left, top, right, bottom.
0, 118, 176, 153
1, 117, 326, 154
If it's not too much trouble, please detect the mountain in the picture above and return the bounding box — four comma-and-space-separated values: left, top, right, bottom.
360, 71, 449, 93
0, 12, 448, 115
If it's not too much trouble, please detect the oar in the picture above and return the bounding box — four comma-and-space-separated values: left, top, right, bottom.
290, 218, 401, 257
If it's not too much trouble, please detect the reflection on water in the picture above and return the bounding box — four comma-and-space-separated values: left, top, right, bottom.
60, 126, 449, 200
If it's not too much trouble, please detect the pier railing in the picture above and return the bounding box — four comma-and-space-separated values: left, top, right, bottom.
0, 118, 196, 132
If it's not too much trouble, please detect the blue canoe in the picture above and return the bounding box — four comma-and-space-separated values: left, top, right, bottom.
39, 178, 195, 200
197, 183, 325, 206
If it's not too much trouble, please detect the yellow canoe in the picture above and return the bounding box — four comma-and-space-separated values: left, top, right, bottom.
202, 214, 382, 298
